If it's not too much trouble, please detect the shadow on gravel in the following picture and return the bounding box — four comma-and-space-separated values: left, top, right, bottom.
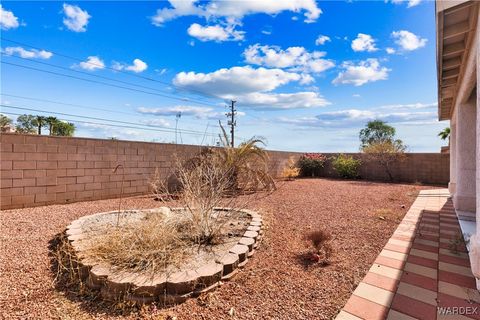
48, 232, 152, 318
294, 252, 330, 270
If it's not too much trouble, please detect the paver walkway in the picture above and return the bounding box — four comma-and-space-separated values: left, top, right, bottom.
336, 189, 480, 320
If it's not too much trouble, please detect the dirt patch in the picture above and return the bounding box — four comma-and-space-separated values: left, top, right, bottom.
0, 179, 435, 319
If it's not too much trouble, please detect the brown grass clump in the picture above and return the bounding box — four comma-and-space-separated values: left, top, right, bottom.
373, 208, 394, 221
304, 229, 333, 266
84, 212, 190, 276
281, 157, 300, 181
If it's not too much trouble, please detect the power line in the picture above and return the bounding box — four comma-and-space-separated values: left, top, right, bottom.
1, 111, 208, 141
1, 37, 225, 102
0, 93, 221, 129
1, 61, 217, 107
0, 104, 219, 138
1, 53, 217, 106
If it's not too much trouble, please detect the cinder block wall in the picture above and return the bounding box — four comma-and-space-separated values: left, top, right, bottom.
0, 134, 449, 210
267, 152, 450, 185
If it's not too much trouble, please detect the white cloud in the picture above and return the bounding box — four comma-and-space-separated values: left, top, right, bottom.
173, 65, 329, 109
139, 105, 214, 119
279, 105, 437, 128
243, 44, 334, 74
152, 0, 322, 26
378, 102, 437, 110
140, 118, 171, 127
315, 35, 331, 45
78, 56, 105, 71
3, 46, 53, 59
332, 58, 390, 86
391, 30, 427, 51
240, 91, 330, 109
138, 105, 246, 120
113, 58, 148, 73
63, 3, 91, 32
388, 0, 422, 8
152, 0, 204, 26
0, 5, 19, 30
187, 23, 244, 42
174, 66, 302, 96
386, 47, 396, 54
351, 33, 378, 52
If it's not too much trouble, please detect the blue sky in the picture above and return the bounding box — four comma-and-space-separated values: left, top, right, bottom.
0, 0, 448, 152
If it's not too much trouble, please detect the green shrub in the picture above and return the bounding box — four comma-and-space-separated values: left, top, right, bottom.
297, 153, 327, 177
332, 154, 361, 179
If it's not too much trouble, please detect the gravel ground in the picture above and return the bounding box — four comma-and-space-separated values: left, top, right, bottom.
0, 179, 433, 320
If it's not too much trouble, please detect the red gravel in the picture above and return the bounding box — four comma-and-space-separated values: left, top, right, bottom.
0, 179, 434, 319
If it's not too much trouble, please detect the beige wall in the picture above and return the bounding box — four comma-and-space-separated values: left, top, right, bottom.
0, 133, 449, 210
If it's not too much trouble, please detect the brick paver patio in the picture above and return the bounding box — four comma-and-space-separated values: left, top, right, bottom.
336, 189, 480, 320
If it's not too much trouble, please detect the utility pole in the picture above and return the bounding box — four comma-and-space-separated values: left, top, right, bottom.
226, 100, 236, 147
175, 112, 181, 144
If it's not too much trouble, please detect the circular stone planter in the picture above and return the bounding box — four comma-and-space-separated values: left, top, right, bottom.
65, 208, 263, 304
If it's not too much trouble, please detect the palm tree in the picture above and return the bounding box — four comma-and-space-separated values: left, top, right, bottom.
215, 121, 275, 193
438, 127, 451, 144
45, 116, 59, 135
35, 115, 47, 135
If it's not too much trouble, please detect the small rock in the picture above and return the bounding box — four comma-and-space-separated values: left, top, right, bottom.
228, 307, 236, 317
401, 205, 406, 209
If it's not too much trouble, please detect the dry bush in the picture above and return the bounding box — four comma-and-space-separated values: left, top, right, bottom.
216, 122, 276, 193
281, 157, 300, 180
373, 208, 394, 221
84, 212, 190, 275
152, 151, 255, 246
174, 153, 237, 245
304, 229, 333, 266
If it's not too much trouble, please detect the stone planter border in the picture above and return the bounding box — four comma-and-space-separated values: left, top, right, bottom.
65, 208, 263, 304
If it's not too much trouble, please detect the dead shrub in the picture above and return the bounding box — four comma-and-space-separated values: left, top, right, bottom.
373, 208, 394, 221
281, 157, 300, 181
84, 212, 190, 276
304, 229, 333, 266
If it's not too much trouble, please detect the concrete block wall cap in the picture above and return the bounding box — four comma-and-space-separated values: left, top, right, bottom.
66, 227, 82, 236
166, 270, 198, 295
218, 253, 239, 276
221, 268, 239, 281
247, 225, 261, 232
67, 234, 84, 242
239, 237, 255, 251
243, 230, 259, 239
229, 244, 249, 262
67, 207, 262, 304
123, 274, 167, 298
195, 262, 223, 287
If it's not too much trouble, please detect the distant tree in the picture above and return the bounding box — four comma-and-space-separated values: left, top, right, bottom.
45, 116, 59, 135
359, 120, 396, 148
0, 114, 12, 132
438, 127, 450, 144
15, 114, 38, 134
35, 116, 47, 134
52, 121, 75, 136
360, 120, 407, 181
363, 140, 407, 181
